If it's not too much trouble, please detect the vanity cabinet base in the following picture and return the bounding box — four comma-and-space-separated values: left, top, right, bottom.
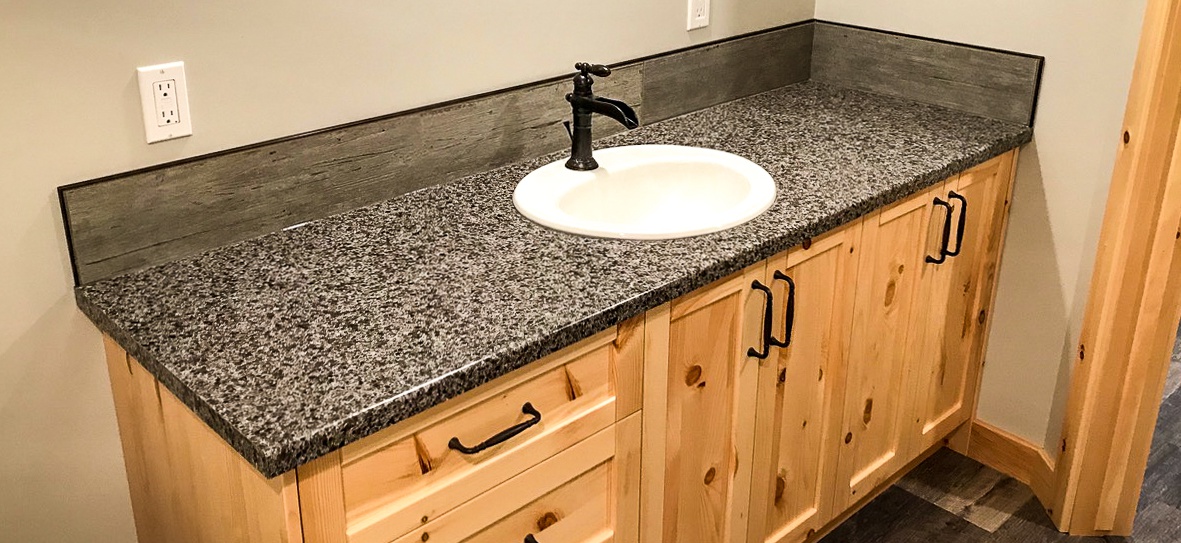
99, 151, 1019, 543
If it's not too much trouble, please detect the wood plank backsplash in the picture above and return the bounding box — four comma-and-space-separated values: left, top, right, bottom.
59, 21, 1042, 285
812, 22, 1044, 126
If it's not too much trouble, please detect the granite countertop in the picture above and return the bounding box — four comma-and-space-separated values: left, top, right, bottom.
76, 81, 1032, 477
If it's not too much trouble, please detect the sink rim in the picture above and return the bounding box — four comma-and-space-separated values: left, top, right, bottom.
513, 144, 776, 240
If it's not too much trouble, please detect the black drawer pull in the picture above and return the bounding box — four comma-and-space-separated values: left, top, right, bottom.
524, 535, 540, 543
748, 280, 774, 360
448, 403, 542, 455
946, 191, 968, 257
925, 197, 953, 264
769, 271, 795, 349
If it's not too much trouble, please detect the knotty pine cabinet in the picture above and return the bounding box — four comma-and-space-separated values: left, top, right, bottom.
100, 152, 1016, 543
639, 264, 766, 543
746, 224, 859, 543
903, 154, 1016, 460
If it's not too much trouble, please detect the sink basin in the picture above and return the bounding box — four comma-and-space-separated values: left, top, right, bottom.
513, 145, 775, 239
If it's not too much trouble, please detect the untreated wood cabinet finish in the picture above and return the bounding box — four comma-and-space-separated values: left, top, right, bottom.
641, 264, 766, 543
833, 182, 942, 509
99, 152, 1020, 543
905, 155, 1015, 458
102, 336, 303, 543
747, 224, 860, 543
297, 319, 644, 543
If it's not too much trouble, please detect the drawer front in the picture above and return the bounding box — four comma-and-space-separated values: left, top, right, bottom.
340, 328, 636, 543
391, 417, 636, 543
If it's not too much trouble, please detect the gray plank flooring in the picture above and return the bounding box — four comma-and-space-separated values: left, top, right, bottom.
822, 327, 1181, 542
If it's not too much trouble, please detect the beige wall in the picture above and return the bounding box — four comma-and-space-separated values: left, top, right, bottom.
815, 0, 1146, 451
0, 1, 813, 540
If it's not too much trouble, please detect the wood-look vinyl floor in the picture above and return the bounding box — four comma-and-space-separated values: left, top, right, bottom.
821, 330, 1181, 542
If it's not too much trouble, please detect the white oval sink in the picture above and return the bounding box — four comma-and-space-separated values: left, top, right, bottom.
513, 145, 775, 239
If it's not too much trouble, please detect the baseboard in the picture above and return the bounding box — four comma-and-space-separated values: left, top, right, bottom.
963, 420, 1058, 514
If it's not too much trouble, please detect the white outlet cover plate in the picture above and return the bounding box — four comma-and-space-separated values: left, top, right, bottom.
687, 0, 710, 30
136, 61, 192, 144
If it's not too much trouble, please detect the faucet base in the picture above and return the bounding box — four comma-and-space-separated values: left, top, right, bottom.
565, 156, 599, 171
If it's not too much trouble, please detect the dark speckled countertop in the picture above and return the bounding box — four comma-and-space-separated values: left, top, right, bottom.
76, 81, 1032, 477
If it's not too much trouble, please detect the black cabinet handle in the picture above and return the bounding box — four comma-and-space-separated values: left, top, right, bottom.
946, 191, 968, 257
448, 403, 541, 455
524, 535, 539, 543
925, 197, 953, 264
769, 271, 795, 349
748, 280, 774, 360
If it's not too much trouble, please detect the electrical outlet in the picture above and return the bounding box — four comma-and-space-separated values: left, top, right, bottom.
153, 80, 179, 126
687, 0, 710, 30
137, 61, 192, 143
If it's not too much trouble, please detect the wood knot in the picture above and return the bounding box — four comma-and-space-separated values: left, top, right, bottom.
802, 238, 813, 250
863, 399, 873, 424
537, 511, 559, 531
978, 309, 987, 324
1079, 344, 1085, 360
421, 533, 430, 542
704, 467, 717, 485
778, 368, 787, 384
1123, 130, 1131, 145
775, 474, 787, 502
685, 365, 703, 386
845, 432, 853, 444
884, 280, 897, 306
421, 515, 429, 524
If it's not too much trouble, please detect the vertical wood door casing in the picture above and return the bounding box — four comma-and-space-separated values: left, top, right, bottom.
746, 223, 862, 543
102, 336, 303, 543
906, 154, 1015, 456
833, 183, 941, 510
642, 264, 766, 543
1052, 0, 1181, 534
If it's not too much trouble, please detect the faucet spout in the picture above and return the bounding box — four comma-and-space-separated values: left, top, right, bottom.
567, 95, 639, 129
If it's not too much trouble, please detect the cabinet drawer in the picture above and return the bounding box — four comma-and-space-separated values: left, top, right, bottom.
340, 329, 631, 543
392, 416, 636, 543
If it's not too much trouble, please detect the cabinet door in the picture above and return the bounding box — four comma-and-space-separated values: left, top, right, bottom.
642, 264, 766, 543
746, 223, 861, 543
906, 154, 1015, 454
832, 183, 944, 510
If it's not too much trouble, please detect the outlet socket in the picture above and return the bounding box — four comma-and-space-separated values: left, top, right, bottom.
137, 62, 192, 143
687, 0, 710, 30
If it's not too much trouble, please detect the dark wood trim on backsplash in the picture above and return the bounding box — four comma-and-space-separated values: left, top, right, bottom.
58, 19, 1043, 286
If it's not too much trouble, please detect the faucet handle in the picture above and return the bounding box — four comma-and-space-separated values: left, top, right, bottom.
575, 63, 612, 77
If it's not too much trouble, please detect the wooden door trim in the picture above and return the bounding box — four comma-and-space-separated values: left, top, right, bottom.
1051, 0, 1181, 534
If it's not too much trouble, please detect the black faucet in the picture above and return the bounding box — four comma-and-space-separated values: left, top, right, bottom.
564, 62, 640, 170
